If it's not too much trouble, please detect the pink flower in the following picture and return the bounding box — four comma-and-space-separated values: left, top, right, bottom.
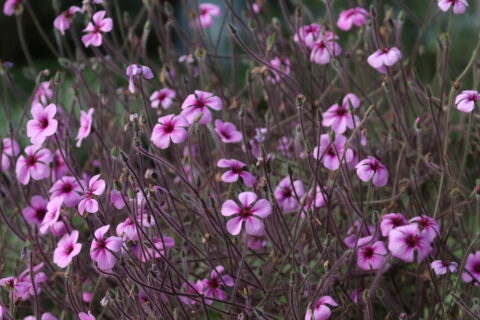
301, 186, 327, 217
201, 265, 234, 303
343, 220, 375, 248
274, 176, 305, 212
49, 176, 83, 207
409, 215, 440, 241
151, 114, 188, 149
126, 64, 154, 93
132, 236, 175, 262
22, 196, 48, 226
431, 260, 458, 275
310, 36, 342, 65
16, 145, 53, 185
3, 0, 22, 16
455, 90, 480, 113
355, 156, 389, 187
53, 230, 82, 268
78, 311, 96, 320
90, 225, 123, 271
78, 174, 105, 215
438, 0, 468, 14
191, 3, 221, 29
293, 23, 322, 47
268, 57, 291, 83
387, 224, 433, 263
462, 251, 480, 284
214, 120, 243, 143
25, 313, 58, 320
26, 103, 58, 145
150, 88, 176, 109
246, 233, 267, 250
33, 81, 53, 106
39, 197, 63, 234
110, 190, 125, 209
181, 90, 223, 124
305, 296, 338, 320
179, 280, 205, 305
367, 47, 402, 73
1, 138, 20, 170
380, 213, 407, 237
313, 134, 354, 171
54, 6, 81, 35
337, 7, 369, 31
81, 10, 113, 47
322, 93, 361, 134
217, 159, 256, 187
356, 237, 388, 270
76, 108, 94, 147
221, 191, 272, 236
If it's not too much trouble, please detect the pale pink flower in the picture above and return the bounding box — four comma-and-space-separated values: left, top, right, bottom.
355, 156, 389, 187
3, 0, 21, 16
0, 277, 31, 302
54, 6, 81, 35
214, 120, 243, 143
26, 103, 58, 145
39, 197, 63, 234
81, 10, 113, 47
310, 36, 342, 65
276, 136, 293, 157
76, 108, 94, 147
201, 265, 234, 303
78, 174, 105, 215
313, 134, 354, 171
221, 192, 272, 236
409, 215, 440, 241
50, 221, 67, 237
150, 88, 176, 109
274, 176, 305, 212
53, 230, 82, 268
217, 158, 256, 187
181, 90, 223, 124
49, 176, 83, 207
1, 138, 20, 170
301, 186, 327, 218
431, 260, 458, 275
90, 225, 123, 271
33, 81, 53, 106
268, 57, 291, 83
78, 311, 96, 320
455, 90, 480, 113
337, 7, 369, 31
438, 0, 468, 14
16, 145, 52, 185
322, 93, 361, 134
305, 296, 338, 320
367, 47, 402, 73
191, 3, 221, 29
126, 64, 154, 93
293, 23, 322, 47
388, 224, 433, 263
110, 190, 125, 209
22, 195, 49, 226
380, 213, 407, 237
151, 114, 188, 149
356, 237, 388, 270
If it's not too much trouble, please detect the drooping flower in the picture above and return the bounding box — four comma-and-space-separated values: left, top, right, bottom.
367, 47, 402, 73
78, 174, 105, 215
1, 138, 20, 171
310, 35, 342, 65
201, 265, 234, 304
388, 224, 433, 263
217, 159, 256, 187
293, 23, 322, 47
191, 3, 221, 29
409, 215, 440, 241
33, 81, 54, 106
76, 108, 94, 147
90, 225, 123, 271
54, 6, 82, 35
380, 213, 407, 237
3, 0, 22, 16
355, 156, 389, 187
274, 176, 305, 212
455, 90, 480, 113
150, 88, 176, 109
181, 90, 223, 124
16, 145, 53, 185
431, 260, 458, 275
26, 103, 58, 145
322, 93, 361, 134
438, 0, 468, 14
356, 237, 388, 270
313, 134, 354, 171
81, 10, 113, 47
53, 230, 82, 268
22, 196, 48, 226
39, 197, 63, 234
49, 176, 83, 207
214, 120, 243, 143
78, 311, 96, 320
337, 7, 369, 31
267, 57, 291, 83
305, 296, 338, 320
221, 192, 272, 236
151, 114, 188, 149
126, 64, 154, 93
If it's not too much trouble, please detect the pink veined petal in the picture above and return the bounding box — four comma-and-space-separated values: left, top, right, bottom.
367, 51, 383, 68
318, 296, 338, 307
210, 265, 225, 279
251, 199, 272, 218
313, 305, 332, 320
226, 216, 244, 235
105, 236, 123, 252
331, 115, 348, 134
170, 127, 188, 144
97, 251, 117, 270
205, 96, 223, 110
323, 154, 340, 171
437, 0, 452, 12
221, 170, 239, 183
372, 169, 389, 187
239, 172, 257, 187
238, 192, 258, 207
356, 164, 375, 182
245, 217, 265, 236
92, 10, 106, 25
220, 274, 234, 286
84, 199, 99, 213
221, 200, 241, 216
217, 159, 233, 168
151, 130, 171, 149
457, 100, 474, 113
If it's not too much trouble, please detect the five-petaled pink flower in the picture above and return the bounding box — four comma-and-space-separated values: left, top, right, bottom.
388, 224, 433, 263
380, 213, 407, 237
81, 10, 113, 47
293, 23, 322, 47
214, 119, 243, 143
455, 90, 480, 113
90, 225, 123, 271
322, 93, 361, 134
26, 103, 58, 145
151, 114, 188, 149
76, 108, 94, 147
356, 236, 388, 270
3, 0, 22, 16
54, 6, 81, 35
181, 90, 223, 124
274, 176, 305, 212
221, 191, 272, 236
150, 88, 176, 109
355, 156, 389, 187
126, 64, 154, 93
367, 47, 402, 73
438, 0, 468, 14
313, 134, 354, 171
337, 7, 369, 31
1, 138, 20, 171
191, 3, 221, 29
22, 195, 48, 226
39, 197, 63, 234
49, 176, 83, 207
217, 159, 256, 187
53, 230, 82, 268
201, 265, 234, 303
16, 145, 52, 185
431, 260, 458, 275
78, 174, 105, 215
305, 296, 338, 320
310, 35, 342, 65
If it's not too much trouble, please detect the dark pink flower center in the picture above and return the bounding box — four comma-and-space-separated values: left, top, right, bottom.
336, 107, 347, 116
281, 187, 292, 198
39, 117, 49, 129
473, 263, 480, 274
381, 48, 390, 54
163, 122, 175, 133
26, 155, 38, 167
239, 207, 253, 219
369, 161, 380, 171
220, 130, 231, 139
62, 183, 73, 193
391, 217, 404, 227
231, 165, 243, 174
193, 98, 206, 109
405, 234, 419, 248
35, 208, 47, 221
362, 246, 374, 259
65, 244, 74, 255
208, 278, 219, 288
327, 147, 336, 156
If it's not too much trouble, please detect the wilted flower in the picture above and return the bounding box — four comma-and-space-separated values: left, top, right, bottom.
81, 10, 113, 47
268, 57, 291, 83
1, 138, 20, 170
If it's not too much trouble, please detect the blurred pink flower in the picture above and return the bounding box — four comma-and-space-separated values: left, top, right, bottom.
110, 190, 125, 209
132, 236, 175, 262
409, 215, 440, 241
54, 6, 81, 35
76, 108, 94, 147
78, 174, 105, 215
337, 7, 369, 31
388, 224, 433, 263
438, 0, 468, 14
179, 280, 205, 305
90, 225, 123, 271
305, 296, 338, 320
294, 23, 322, 47
367, 47, 402, 73
355, 156, 389, 187
126, 64, 154, 93
1, 138, 20, 170
151, 114, 188, 149
16, 145, 53, 185
181, 90, 223, 124
191, 3, 221, 28
22, 195, 48, 226
301, 186, 327, 218
201, 265, 234, 304
53, 230, 82, 268
217, 158, 256, 187
33, 82, 53, 106
81, 10, 112, 47
310, 36, 342, 65
455, 90, 480, 113
78, 311, 96, 320
380, 213, 407, 237
150, 88, 176, 109
39, 197, 63, 234
274, 176, 305, 212
49, 176, 83, 207
246, 233, 267, 250
3, 0, 22, 16
313, 134, 354, 171
26, 103, 58, 145
214, 120, 243, 143
268, 56, 291, 83
431, 260, 458, 275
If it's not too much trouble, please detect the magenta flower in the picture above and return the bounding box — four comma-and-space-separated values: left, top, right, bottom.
217, 159, 256, 187
455, 90, 480, 113
150, 88, 176, 109
214, 119, 243, 143
431, 260, 458, 275
126, 64, 154, 93
90, 225, 123, 271
367, 47, 402, 73
355, 156, 389, 187
221, 192, 272, 236
191, 3, 221, 29
39, 197, 63, 234
293, 23, 322, 47
78, 311, 96, 320
356, 237, 388, 270
53, 230, 82, 268
313, 134, 354, 171
110, 190, 125, 209
181, 90, 223, 124
201, 265, 234, 303
274, 176, 305, 212
322, 93, 361, 134
462, 251, 480, 284
78, 174, 105, 215
409, 215, 440, 241
33, 81, 53, 106
310, 36, 342, 65
3, 0, 22, 16
179, 280, 205, 305
49, 176, 83, 207
15, 145, 52, 185
151, 114, 188, 149
81, 10, 113, 47
26, 103, 58, 145
53, 6, 81, 35
380, 213, 407, 237
305, 296, 338, 320
387, 224, 433, 263
1, 138, 20, 170
337, 7, 369, 31
268, 56, 291, 83
76, 108, 94, 147
22, 196, 48, 226
438, 0, 468, 14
